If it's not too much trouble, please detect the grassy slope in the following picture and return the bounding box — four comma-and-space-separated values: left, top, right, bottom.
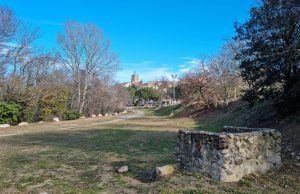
144, 104, 248, 132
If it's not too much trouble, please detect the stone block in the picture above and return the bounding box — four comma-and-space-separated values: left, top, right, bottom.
176, 127, 282, 182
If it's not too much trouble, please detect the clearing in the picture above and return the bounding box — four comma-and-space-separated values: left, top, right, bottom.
0, 110, 299, 193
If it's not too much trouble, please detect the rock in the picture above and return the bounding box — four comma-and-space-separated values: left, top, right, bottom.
0, 124, 10, 128
116, 166, 128, 173
123, 110, 127, 113
38, 121, 44, 123
177, 127, 282, 182
155, 165, 176, 177
18, 122, 29, 126
91, 114, 97, 118
227, 133, 234, 139
104, 113, 109, 117
98, 114, 103, 117
169, 112, 174, 117
53, 117, 60, 122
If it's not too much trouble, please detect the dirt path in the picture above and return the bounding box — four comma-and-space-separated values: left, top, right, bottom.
0, 110, 145, 138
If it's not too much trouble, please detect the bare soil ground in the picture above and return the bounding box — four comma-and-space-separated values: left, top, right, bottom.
0, 110, 299, 193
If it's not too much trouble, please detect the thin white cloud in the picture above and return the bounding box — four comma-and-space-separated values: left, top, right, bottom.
122, 61, 154, 67
177, 56, 203, 74
179, 56, 202, 66
178, 67, 190, 73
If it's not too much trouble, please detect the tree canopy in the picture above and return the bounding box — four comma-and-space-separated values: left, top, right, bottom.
234, 0, 300, 104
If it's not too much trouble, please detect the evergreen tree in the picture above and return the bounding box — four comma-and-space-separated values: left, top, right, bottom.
234, 0, 300, 105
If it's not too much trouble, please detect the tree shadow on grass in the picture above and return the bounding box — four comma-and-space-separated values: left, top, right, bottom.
0, 126, 178, 190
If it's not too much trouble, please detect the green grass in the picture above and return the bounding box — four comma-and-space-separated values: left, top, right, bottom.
144, 105, 182, 117
144, 105, 233, 132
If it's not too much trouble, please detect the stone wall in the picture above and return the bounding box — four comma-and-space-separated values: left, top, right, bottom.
176, 126, 282, 182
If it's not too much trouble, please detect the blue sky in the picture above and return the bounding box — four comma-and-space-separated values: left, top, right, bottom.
1, 0, 257, 82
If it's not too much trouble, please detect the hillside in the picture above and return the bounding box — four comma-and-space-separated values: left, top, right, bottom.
152, 101, 300, 160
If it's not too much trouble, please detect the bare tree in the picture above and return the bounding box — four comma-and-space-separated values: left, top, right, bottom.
158, 75, 170, 100
0, 6, 18, 97
57, 21, 118, 113
209, 43, 242, 106
0, 6, 18, 49
180, 48, 244, 108
181, 60, 212, 107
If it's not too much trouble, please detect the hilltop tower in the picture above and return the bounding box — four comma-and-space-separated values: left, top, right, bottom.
131, 71, 140, 83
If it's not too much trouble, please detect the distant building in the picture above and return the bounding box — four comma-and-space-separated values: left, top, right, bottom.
121, 71, 173, 90
118, 72, 180, 105
131, 72, 140, 84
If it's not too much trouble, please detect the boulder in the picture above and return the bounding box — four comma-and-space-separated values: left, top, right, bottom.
0, 124, 10, 128
123, 110, 127, 113
116, 165, 128, 173
104, 113, 109, 117
18, 122, 29, 126
91, 114, 97, 118
53, 117, 60, 122
98, 114, 103, 117
38, 121, 44, 124
155, 165, 176, 177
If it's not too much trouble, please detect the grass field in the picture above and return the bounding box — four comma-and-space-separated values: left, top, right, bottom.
0, 110, 299, 193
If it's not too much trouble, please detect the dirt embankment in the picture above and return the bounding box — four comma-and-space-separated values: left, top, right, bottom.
172, 101, 300, 160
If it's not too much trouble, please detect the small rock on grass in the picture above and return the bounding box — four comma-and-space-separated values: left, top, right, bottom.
18, 122, 29, 126
156, 165, 176, 177
151, 164, 176, 180
0, 124, 10, 128
116, 166, 128, 173
53, 117, 60, 122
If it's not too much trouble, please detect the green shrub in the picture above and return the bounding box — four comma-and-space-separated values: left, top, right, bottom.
39, 87, 69, 121
0, 102, 21, 124
64, 111, 80, 120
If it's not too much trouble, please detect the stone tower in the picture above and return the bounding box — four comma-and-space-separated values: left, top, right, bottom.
131, 72, 140, 83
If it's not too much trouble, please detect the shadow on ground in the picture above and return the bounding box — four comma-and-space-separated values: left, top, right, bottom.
0, 126, 179, 193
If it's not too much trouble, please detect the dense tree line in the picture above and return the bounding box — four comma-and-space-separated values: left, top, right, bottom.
0, 6, 128, 124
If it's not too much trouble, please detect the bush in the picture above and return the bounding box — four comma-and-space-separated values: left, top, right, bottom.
0, 102, 21, 124
64, 111, 80, 120
39, 87, 69, 121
